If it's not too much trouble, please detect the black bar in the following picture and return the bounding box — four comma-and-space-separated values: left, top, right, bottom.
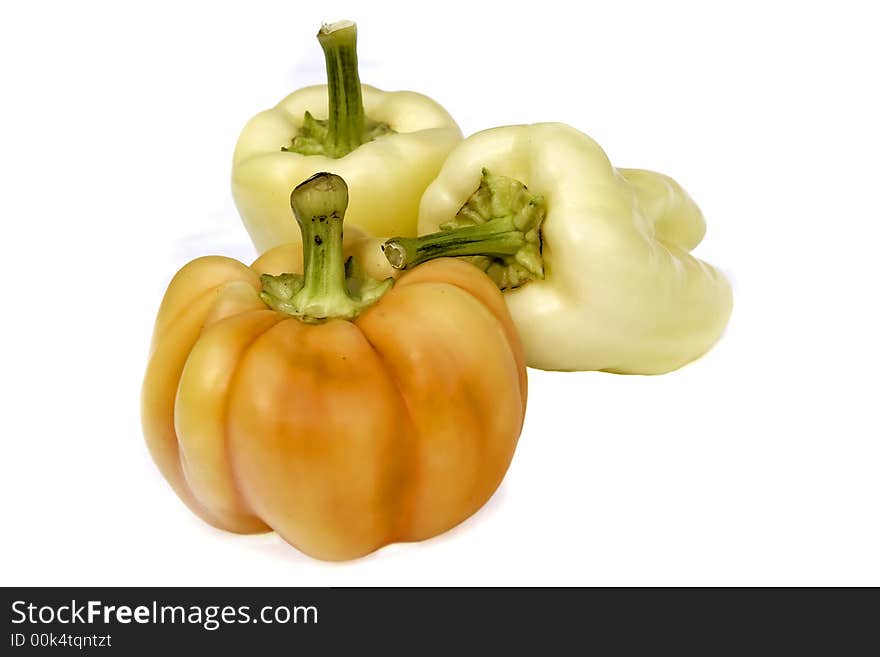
1, 588, 876, 652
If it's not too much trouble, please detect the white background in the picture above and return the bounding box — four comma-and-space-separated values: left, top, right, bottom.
1, 0, 877, 586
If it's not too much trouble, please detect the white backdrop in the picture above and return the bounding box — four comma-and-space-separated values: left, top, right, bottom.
1, 0, 877, 585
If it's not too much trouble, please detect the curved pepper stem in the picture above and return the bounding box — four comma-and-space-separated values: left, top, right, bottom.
383, 169, 547, 290
260, 173, 392, 321
285, 21, 394, 158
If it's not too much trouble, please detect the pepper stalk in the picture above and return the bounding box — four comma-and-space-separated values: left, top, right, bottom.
260, 173, 392, 321
285, 21, 394, 158
383, 169, 547, 290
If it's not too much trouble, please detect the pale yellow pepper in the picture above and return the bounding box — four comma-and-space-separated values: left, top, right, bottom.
232, 21, 461, 252
384, 123, 733, 374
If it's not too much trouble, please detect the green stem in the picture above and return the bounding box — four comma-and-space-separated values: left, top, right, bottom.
259, 173, 392, 321
318, 21, 366, 158
384, 217, 525, 269
285, 21, 394, 157
290, 172, 350, 313
382, 169, 547, 291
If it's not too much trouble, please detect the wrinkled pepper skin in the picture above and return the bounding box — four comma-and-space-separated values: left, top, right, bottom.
141, 252, 526, 561
416, 123, 733, 374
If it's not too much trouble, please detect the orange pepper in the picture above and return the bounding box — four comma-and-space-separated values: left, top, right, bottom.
142, 173, 526, 560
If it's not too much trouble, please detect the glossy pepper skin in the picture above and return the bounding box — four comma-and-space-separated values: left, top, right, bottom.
232, 21, 462, 252
142, 174, 526, 561
385, 123, 732, 374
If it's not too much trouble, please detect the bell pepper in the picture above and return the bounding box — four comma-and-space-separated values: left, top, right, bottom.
383, 123, 733, 374
232, 21, 462, 252
141, 173, 526, 561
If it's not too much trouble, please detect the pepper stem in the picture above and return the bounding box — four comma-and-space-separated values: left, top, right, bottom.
383, 169, 547, 290
384, 218, 526, 268
318, 21, 366, 158
260, 173, 392, 321
285, 22, 394, 157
